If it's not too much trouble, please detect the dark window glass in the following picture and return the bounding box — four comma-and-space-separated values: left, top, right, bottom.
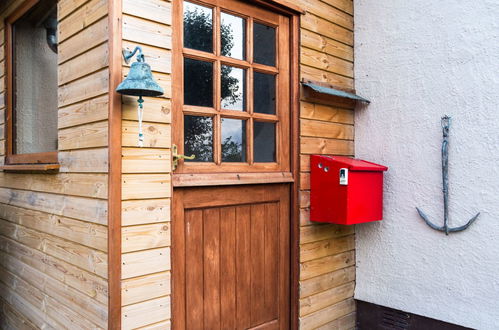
221, 66, 245, 111
184, 115, 213, 162
221, 12, 245, 60
221, 118, 246, 162
184, 58, 213, 107
253, 121, 275, 162
183, 2, 213, 53
253, 72, 275, 114
253, 22, 275, 66
13, 0, 58, 154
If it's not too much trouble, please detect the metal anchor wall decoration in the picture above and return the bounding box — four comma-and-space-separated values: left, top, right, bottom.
416, 115, 480, 235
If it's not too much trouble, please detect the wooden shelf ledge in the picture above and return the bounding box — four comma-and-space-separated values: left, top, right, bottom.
173, 172, 294, 187
1, 164, 61, 173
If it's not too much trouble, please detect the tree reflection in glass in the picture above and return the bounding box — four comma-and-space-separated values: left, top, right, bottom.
184, 115, 213, 162
222, 118, 246, 162
183, 2, 213, 53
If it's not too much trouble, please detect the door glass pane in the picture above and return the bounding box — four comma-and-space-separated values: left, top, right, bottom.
221, 66, 245, 111
184, 115, 213, 162
222, 118, 246, 162
254, 122, 275, 162
183, 2, 213, 53
221, 12, 245, 60
184, 58, 213, 107
253, 72, 275, 114
253, 22, 275, 66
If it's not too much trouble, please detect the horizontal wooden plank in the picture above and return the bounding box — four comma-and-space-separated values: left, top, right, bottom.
300, 172, 310, 190
58, 42, 109, 86
301, 64, 354, 90
0, 172, 107, 199
0, 271, 65, 328
300, 281, 354, 317
0, 203, 107, 252
301, 29, 353, 62
321, 0, 353, 15
123, 0, 172, 25
300, 190, 310, 208
173, 172, 293, 187
300, 102, 354, 124
123, 14, 172, 50
0, 266, 101, 328
299, 298, 355, 329
58, 95, 109, 129
0, 219, 108, 278
58, 120, 108, 150
294, 0, 353, 30
122, 148, 171, 174
301, 137, 354, 155
300, 235, 355, 262
0, 187, 108, 225
122, 120, 171, 148
122, 247, 170, 279
122, 96, 171, 123
122, 42, 171, 75
121, 271, 170, 306
301, 47, 353, 78
0, 296, 38, 330
58, 0, 89, 20
300, 250, 354, 280
122, 222, 170, 253
58, 0, 107, 42
1, 164, 60, 172
138, 320, 172, 330
59, 148, 109, 173
122, 199, 170, 226
301, 13, 353, 46
300, 223, 354, 244
58, 69, 108, 107
58, 17, 108, 64
122, 174, 171, 200
0, 251, 108, 327
316, 311, 356, 330
0, 235, 108, 304
300, 266, 355, 298
122, 296, 171, 329
301, 119, 354, 140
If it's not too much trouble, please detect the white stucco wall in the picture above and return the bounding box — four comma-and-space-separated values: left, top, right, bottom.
354, 1, 499, 329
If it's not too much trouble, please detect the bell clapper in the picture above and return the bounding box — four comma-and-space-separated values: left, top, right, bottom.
137, 96, 144, 147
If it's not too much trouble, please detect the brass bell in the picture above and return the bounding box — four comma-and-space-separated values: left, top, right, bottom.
116, 46, 164, 97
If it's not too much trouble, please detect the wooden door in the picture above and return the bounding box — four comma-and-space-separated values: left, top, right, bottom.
173, 184, 290, 329
172, 0, 294, 328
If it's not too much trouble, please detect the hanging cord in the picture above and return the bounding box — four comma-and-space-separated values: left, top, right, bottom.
137, 96, 144, 147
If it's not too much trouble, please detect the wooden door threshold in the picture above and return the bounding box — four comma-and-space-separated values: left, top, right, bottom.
173, 172, 294, 187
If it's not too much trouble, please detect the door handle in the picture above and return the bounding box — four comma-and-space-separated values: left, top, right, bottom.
172, 144, 195, 171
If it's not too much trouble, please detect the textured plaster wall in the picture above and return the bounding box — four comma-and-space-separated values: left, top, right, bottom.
353, 0, 499, 328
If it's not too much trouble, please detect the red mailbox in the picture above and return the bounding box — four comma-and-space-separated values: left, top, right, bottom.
310, 155, 388, 225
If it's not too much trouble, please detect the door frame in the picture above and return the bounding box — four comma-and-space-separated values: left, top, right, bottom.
171, 0, 300, 328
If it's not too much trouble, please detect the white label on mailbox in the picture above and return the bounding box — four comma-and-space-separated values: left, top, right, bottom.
339, 168, 348, 185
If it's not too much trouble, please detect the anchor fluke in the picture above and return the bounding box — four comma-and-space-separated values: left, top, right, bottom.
416, 207, 480, 235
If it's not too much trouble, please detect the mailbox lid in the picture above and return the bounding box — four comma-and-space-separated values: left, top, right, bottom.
326, 156, 388, 172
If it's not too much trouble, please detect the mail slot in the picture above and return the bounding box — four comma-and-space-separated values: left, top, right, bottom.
310, 155, 388, 225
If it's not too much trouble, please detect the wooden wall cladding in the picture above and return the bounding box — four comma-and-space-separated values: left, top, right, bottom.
297, 0, 356, 329
120, 0, 172, 328
0, 0, 110, 328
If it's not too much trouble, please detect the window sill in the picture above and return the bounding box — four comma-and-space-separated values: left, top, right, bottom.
1, 164, 60, 173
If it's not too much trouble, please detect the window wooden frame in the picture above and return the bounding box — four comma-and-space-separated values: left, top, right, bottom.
173, 0, 292, 175
4, 0, 59, 166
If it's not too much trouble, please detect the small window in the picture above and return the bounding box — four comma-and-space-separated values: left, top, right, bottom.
5, 0, 58, 164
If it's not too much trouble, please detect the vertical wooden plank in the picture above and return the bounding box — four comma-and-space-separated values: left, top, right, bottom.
264, 202, 279, 322
220, 207, 236, 329
185, 209, 203, 329
236, 205, 251, 328
203, 208, 221, 328
250, 203, 265, 327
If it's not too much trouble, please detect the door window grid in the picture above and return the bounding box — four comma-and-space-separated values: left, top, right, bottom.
182, 1, 279, 166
